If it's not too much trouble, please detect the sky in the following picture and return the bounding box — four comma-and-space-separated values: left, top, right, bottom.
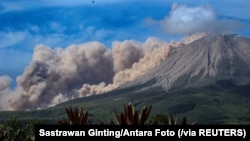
0, 0, 249, 111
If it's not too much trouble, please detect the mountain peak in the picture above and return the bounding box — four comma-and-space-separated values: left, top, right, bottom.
120, 33, 250, 91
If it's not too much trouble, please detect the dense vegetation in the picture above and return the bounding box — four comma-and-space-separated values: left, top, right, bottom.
0, 82, 249, 140
0, 102, 192, 141
1, 83, 250, 125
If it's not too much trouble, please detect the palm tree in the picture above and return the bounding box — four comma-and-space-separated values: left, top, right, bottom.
58, 107, 94, 125
111, 102, 152, 125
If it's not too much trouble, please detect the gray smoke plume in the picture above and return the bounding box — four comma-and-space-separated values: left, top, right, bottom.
78, 33, 207, 97
1, 42, 115, 110
112, 40, 144, 73
0, 33, 206, 111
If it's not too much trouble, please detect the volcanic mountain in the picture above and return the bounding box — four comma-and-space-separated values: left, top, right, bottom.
119, 33, 250, 92
52, 33, 250, 124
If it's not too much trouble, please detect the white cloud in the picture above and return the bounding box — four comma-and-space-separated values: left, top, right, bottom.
0, 1, 24, 13
0, 31, 28, 48
148, 3, 245, 35
0, 30, 65, 49
165, 4, 216, 34
48, 22, 66, 33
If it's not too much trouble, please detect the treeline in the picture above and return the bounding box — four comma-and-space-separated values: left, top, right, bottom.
0, 102, 195, 141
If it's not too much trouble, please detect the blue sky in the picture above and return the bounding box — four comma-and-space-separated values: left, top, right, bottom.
0, 0, 250, 88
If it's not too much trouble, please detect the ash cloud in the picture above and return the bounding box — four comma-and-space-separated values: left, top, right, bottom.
112, 40, 144, 73
77, 33, 207, 97
0, 37, 165, 110
0, 42, 115, 110
0, 33, 206, 111
78, 37, 171, 97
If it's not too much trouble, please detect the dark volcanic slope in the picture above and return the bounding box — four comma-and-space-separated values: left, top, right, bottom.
120, 34, 250, 91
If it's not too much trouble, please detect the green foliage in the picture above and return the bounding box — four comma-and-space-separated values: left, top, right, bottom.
58, 107, 94, 125
147, 113, 169, 125
0, 124, 7, 141
148, 113, 195, 125
0, 102, 197, 140
5, 116, 34, 141
111, 102, 152, 125
1, 84, 250, 124
0, 117, 43, 141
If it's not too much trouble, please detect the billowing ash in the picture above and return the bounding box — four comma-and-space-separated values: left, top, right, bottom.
0, 33, 207, 111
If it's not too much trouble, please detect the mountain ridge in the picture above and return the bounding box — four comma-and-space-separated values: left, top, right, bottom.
117, 33, 250, 93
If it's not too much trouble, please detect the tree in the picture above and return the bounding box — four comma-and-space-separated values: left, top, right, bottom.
148, 113, 195, 125
58, 107, 94, 125
5, 116, 34, 141
0, 124, 7, 141
111, 102, 152, 125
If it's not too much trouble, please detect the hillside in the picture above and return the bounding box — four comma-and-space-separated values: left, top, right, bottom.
120, 34, 250, 92
0, 83, 250, 124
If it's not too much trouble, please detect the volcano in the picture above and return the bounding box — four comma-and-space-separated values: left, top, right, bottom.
119, 33, 250, 92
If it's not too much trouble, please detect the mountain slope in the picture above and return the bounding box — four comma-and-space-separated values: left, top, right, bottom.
120, 34, 250, 92
0, 83, 250, 124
